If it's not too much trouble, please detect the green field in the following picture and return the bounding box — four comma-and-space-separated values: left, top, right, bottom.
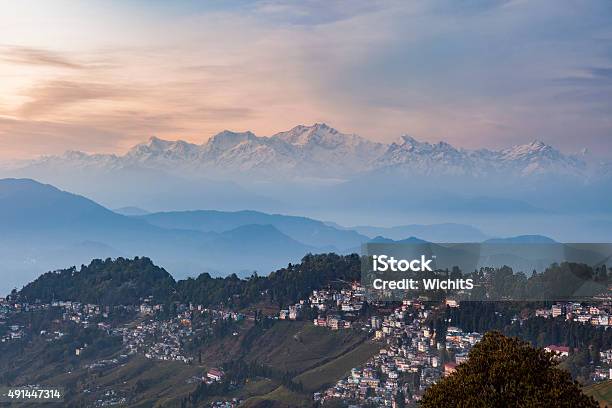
296, 340, 382, 392
245, 321, 369, 373
0, 320, 382, 407
241, 385, 312, 407
584, 380, 612, 407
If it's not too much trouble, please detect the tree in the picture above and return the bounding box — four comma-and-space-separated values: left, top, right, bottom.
395, 389, 406, 408
421, 331, 598, 408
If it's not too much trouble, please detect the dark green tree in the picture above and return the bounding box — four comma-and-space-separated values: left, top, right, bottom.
421, 331, 598, 408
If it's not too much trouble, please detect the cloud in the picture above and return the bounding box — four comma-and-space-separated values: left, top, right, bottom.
554, 66, 612, 85
589, 67, 612, 80
252, 0, 389, 26
0, 116, 126, 158
0, 0, 611, 159
0, 45, 84, 69
17, 80, 130, 117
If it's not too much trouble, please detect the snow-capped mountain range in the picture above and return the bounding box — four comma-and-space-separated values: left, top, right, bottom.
375, 135, 588, 178
10, 123, 598, 181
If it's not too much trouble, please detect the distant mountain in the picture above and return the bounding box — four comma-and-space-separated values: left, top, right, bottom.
114, 206, 150, 216
362, 235, 612, 275
208, 224, 316, 265
484, 235, 557, 244
0, 178, 150, 233
0, 179, 203, 287
19, 124, 383, 180
5, 159, 278, 212
375, 136, 588, 178
0, 179, 326, 293
353, 223, 488, 242
3, 124, 609, 227
498, 141, 587, 177
368, 236, 429, 244
271, 124, 386, 175
138, 210, 368, 250
374, 135, 497, 177
7, 124, 594, 180
124, 124, 386, 177
367, 234, 556, 245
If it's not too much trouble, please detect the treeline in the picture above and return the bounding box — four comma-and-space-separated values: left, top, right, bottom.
428, 301, 612, 385
17, 253, 361, 308
175, 252, 360, 308
437, 301, 612, 353
18, 257, 176, 305
505, 316, 612, 351
472, 262, 610, 301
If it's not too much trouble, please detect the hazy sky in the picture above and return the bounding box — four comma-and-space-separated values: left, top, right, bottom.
0, 0, 611, 159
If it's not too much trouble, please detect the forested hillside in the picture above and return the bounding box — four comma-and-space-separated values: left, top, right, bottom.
18, 253, 362, 308
18, 257, 176, 305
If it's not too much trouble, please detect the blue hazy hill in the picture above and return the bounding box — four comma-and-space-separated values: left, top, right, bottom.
138, 209, 369, 251
0, 179, 320, 292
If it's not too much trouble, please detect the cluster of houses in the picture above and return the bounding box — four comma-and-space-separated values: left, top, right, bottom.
0, 297, 122, 343
1, 294, 249, 365
535, 302, 612, 326
534, 302, 612, 381
309, 284, 366, 312
278, 304, 303, 321
4, 286, 612, 405
93, 389, 127, 407
278, 283, 366, 330
316, 299, 482, 406
207, 398, 242, 408
273, 285, 612, 405
1, 323, 24, 342
316, 295, 612, 405
119, 314, 194, 363
313, 315, 352, 330
120, 304, 244, 364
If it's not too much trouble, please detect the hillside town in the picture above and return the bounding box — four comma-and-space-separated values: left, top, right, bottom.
273, 284, 612, 406
2, 281, 612, 407
313, 298, 480, 406
0, 296, 244, 364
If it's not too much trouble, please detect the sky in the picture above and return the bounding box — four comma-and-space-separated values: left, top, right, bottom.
0, 0, 611, 160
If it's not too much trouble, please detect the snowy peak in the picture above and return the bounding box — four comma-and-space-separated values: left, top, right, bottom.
500, 140, 555, 160
146, 136, 173, 150
11, 124, 597, 181
497, 140, 586, 176
390, 135, 458, 154
271, 123, 384, 153
61, 150, 92, 160
205, 130, 259, 151
265, 123, 386, 174
129, 136, 173, 154
127, 136, 200, 161
273, 123, 344, 147
376, 136, 589, 178
378, 135, 483, 176
389, 135, 423, 151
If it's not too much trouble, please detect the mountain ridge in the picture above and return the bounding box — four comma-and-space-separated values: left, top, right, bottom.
0, 178, 571, 294
9, 123, 595, 180
138, 209, 369, 249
